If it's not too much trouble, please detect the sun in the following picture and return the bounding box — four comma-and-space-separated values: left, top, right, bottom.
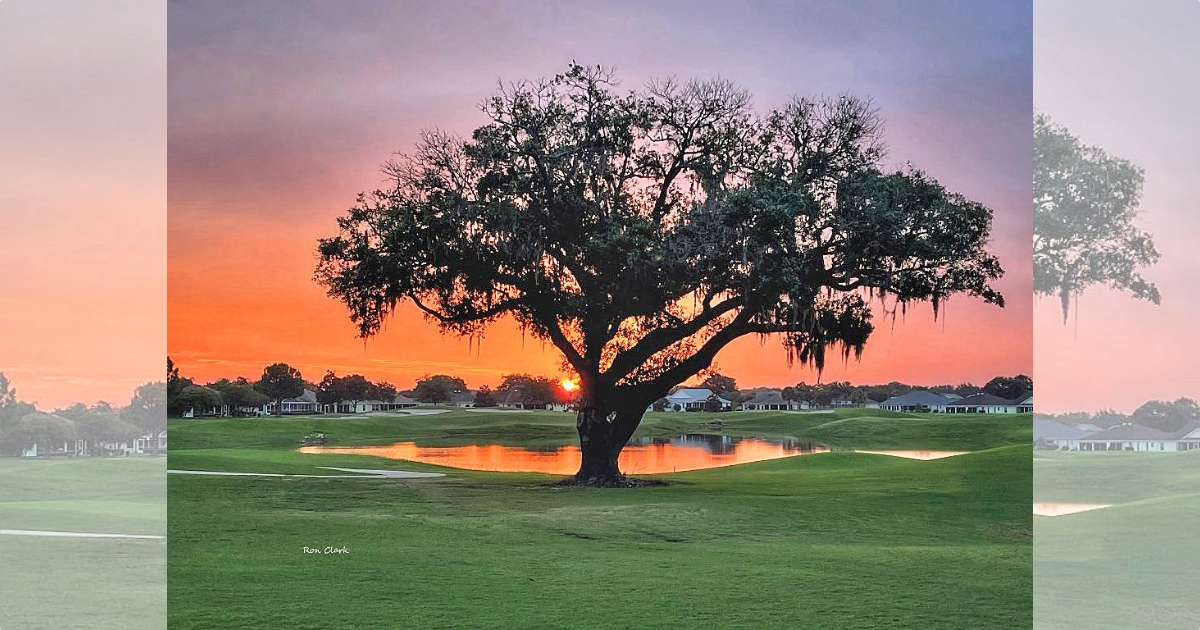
560, 379, 578, 392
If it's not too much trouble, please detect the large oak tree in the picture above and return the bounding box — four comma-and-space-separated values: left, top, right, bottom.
317, 64, 1004, 484
1034, 113, 1160, 321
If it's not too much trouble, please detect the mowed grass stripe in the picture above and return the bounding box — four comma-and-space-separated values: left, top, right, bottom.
169, 409, 1030, 630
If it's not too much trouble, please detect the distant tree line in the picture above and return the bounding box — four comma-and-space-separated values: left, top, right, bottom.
168, 357, 398, 417
167, 355, 1030, 418
0, 372, 166, 457
783, 374, 1031, 406
668, 372, 1032, 409
406, 373, 573, 408
166, 358, 576, 416
1039, 398, 1200, 434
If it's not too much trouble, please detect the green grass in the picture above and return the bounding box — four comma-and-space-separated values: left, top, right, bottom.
1034, 450, 1200, 629
169, 409, 1031, 629
0, 456, 166, 630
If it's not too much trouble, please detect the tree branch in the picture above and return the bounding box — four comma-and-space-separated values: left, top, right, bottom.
602, 296, 744, 381
620, 307, 756, 403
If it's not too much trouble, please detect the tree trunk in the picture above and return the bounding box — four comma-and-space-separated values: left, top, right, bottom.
574, 404, 645, 485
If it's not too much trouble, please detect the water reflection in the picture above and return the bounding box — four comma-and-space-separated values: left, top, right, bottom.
300, 434, 828, 475
854, 450, 968, 461
1032, 503, 1111, 517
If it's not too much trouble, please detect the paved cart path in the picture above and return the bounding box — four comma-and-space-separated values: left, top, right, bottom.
168, 467, 444, 479
0, 529, 165, 539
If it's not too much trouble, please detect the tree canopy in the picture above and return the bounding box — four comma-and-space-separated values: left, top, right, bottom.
496, 373, 566, 408
207, 378, 269, 415
167, 357, 195, 417
699, 372, 739, 403
473, 385, 498, 408
316, 64, 1006, 482
71, 410, 142, 446
983, 375, 1032, 401
0, 373, 37, 454
315, 371, 397, 407
1034, 113, 1159, 321
176, 385, 223, 414
10, 412, 77, 451
411, 374, 467, 403
256, 363, 305, 406
1131, 398, 1200, 434
125, 381, 168, 430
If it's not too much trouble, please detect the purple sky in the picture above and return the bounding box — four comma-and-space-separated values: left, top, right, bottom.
1035, 0, 1200, 413
169, 0, 1033, 390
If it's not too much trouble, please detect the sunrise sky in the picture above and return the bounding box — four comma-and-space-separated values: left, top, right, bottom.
168, 1, 1032, 393
0, 1, 165, 410
1034, 0, 1200, 413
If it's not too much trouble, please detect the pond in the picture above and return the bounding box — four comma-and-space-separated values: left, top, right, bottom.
300, 434, 829, 475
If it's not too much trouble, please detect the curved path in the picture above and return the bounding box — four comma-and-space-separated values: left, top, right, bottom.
168, 467, 443, 479
1, 529, 164, 539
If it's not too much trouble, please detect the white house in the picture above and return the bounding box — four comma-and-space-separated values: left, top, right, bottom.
181, 405, 221, 418
655, 388, 732, 412
323, 393, 420, 414
1075, 423, 1183, 452
944, 393, 1020, 414
1036, 421, 1200, 452
879, 390, 949, 413
739, 389, 799, 411
1033, 418, 1090, 450
270, 389, 319, 415
1177, 425, 1200, 451
39, 429, 167, 458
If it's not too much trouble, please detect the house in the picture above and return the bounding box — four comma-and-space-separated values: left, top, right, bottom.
1038, 421, 1200, 452
1016, 395, 1034, 413
1033, 418, 1088, 450
220, 402, 269, 417
1177, 425, 1200, 451
491, 389, 567, 411
879, 390, 949, 413
181, 405, 221, 418
104, 429, 167, 456
739, 389, 799, 411
656, 388, 732, 412
499, 389, 528, 409
150, 429, 168, 453
393, 394, 419, 408
1075, 423, 1182, 452
449, 390, 477, 407
944, 393, 1020, 414
269, 389, 319, 415
323, 393, 420, 414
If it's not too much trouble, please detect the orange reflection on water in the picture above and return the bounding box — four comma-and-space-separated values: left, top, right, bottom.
300, 438, 827, 475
